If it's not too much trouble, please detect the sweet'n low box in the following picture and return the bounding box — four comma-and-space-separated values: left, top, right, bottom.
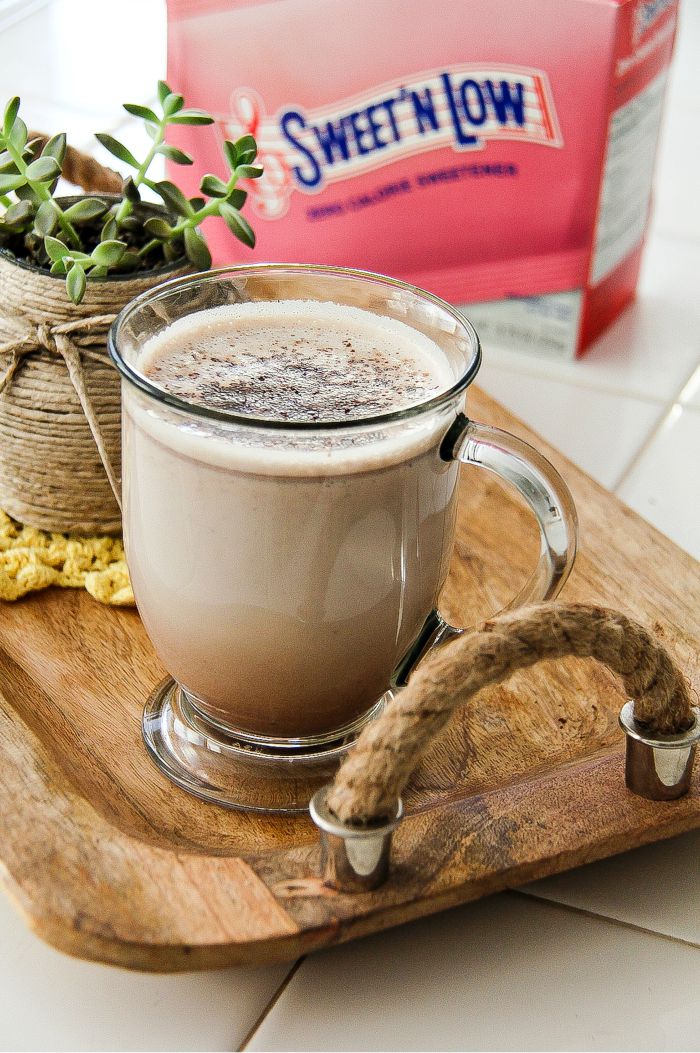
167, 0, 678, 358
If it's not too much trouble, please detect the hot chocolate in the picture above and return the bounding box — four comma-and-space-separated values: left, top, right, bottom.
142, 299, 445, 422
124, 300, 460, 739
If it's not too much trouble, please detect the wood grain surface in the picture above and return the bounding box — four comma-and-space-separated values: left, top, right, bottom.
1, 386, 699, 971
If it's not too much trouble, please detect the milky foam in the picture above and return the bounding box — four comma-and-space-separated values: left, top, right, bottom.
130, 300, 459, 476
139, 299, 454, 423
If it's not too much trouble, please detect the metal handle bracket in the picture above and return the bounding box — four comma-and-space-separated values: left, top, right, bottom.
620, 701, 700, 800
310, 785, 403, 892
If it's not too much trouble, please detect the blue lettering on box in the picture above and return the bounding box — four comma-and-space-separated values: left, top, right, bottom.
410, 87, 440, 134
226, 64, 561, 212
460, 79, 488, 127
279, 110, 322, 189
485, 80, 525, 125
314, 117, 352, 165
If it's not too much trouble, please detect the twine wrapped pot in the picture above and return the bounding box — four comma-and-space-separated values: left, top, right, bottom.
0, 142, 187, 535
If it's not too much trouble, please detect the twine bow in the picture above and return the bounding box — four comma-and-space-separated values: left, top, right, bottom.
0, 314, 121, 509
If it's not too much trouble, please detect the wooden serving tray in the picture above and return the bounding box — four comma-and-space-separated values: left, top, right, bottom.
1, 387, 699, 971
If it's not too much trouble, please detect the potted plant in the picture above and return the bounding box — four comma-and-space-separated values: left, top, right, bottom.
0, 82, 261, 535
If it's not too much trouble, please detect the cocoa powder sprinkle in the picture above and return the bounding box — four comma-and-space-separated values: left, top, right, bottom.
142, 303, 448, 424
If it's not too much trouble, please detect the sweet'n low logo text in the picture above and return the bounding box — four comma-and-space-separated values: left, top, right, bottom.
222, 64, 562, 218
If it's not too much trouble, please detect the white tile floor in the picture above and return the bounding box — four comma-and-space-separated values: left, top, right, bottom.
248, 894, 700, 1052
0, 891, 290, 1053
1, 2, 699, 1051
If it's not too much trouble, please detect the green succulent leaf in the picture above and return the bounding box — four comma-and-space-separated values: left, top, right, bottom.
219, 202, 255, 248
222, 140, 238, 171
227, 188, 247, 210
163, 92, 184, 117
0, 149, 16, 174
235, 135, 258, 165
158, 144, 193, 165
66, 263, 87, 304
2, 97, 20, 138
95, 133, 139, 168
63, 250, 92, 263
45, 234, 70, 262
41, 133, 67, 165
119, 250, 140, 270
2, 199, 32, 227
120, 216, 142, 233
154, 180, 190, 215
34, 199, 58, 235
157, 80, 172, 104
144, 215, 173, 239
200, 173, 228, 198
123, 103, 159, 123
89, 265, 108, 278
49, 258, 67, 275
237, 164, 263, 180
8, 117, 27, 151
123, 175, 141, 203
63, 198, 108, 223
168, 110, 214, 126
163, 239, 182, 262
0, 171, 26, 194
14, 183, 39, 204
101, 216, 118, 241
91, 238, 127, 267
188, 195, 205, 211
183, 225, 212, 269
25, 155, 62, 182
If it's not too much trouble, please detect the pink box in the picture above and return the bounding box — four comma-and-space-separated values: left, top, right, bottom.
167, 0, 678, 357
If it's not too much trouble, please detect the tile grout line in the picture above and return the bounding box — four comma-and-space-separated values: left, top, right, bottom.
508, 887, 700, 951
610, 401, 675, 492
612, 358, 700, 492
237, 957, 306, 1052
674, 361, 700, 409
0, 0, 50, 34
479, 359, 671, 408
235, 885, 700, 1050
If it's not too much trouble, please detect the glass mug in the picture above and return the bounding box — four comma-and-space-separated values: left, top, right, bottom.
109, 265, 577, 812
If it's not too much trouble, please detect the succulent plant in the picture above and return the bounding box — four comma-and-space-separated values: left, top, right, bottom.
0, 81, 262, 304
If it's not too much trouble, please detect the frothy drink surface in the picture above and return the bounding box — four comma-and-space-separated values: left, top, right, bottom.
141, 300, 451, 423
126, 301, 460, 739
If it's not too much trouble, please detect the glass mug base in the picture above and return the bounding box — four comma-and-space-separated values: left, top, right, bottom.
142, 678, 390, 813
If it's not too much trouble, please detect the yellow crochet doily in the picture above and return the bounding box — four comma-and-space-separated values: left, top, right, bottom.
0, 509, 134, 606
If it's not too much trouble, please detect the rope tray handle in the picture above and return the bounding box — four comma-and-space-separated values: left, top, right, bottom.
311, 603, 700, 891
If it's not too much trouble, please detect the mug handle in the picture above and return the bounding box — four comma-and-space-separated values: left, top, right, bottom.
393, 412, 579, 686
